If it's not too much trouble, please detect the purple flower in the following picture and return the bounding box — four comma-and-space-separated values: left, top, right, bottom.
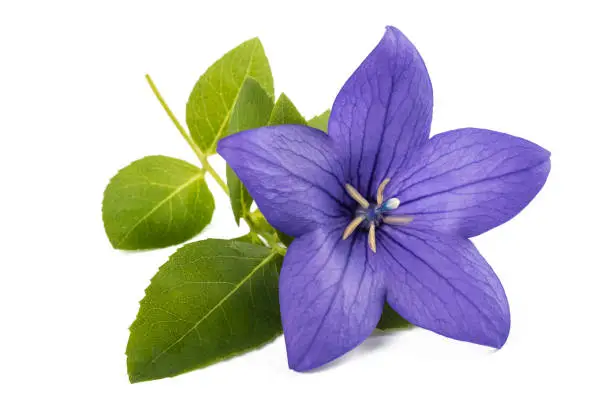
218, 26, 550, 372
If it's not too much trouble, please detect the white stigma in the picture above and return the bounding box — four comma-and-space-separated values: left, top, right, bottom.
383, 197, 400, 210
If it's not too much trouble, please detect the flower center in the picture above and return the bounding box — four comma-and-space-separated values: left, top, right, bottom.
342, 178, 413, 253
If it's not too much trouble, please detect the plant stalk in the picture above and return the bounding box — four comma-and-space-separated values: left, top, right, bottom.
201, 158, 229, 195
145, 74, 229, 196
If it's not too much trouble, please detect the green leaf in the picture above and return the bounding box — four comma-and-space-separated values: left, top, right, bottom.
227, 78, 275, 133
127, 239, 283, 383
376, 303, 413, 331
227, 165, 250, 226
307, 109, 331, 132
226, 78, 274, 224
103, 156, 214, 250
268, 93, 307, 126
186, 38, 274, 155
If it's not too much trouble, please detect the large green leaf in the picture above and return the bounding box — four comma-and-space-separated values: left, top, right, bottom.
103, 156, 214, 250
127, 239, 283, 383
226, 78, 274, 224
268, 93, 306, 126
186, 38, 274, 154
307, 109, 331, 132
377, 303, 413, 331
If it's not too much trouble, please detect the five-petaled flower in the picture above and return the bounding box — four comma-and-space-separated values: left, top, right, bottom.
219, 26, 551, 372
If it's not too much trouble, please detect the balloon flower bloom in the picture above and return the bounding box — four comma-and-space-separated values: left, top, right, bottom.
219, 26, 551, 371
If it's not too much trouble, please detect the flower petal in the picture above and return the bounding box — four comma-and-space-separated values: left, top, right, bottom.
387, 128, 551, 238
378, 227, 510, 348
280, 226, 385, 371
328, 26, 433, 198
218, 125, 350, 237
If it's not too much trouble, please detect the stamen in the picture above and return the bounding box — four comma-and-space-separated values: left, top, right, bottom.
376, 178, 391, 205
368, 222, 377, 253
342, 179, 413, 253
345, 184, 369, 209
382, 215, 414, 225
342, 215, 366, 240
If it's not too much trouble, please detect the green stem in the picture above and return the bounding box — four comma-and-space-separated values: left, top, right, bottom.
274, 245, 287, 256
145, 74, 203, 160
244, 212, 285, 254
145, 74, 230, 196
201, 158, 229, 195
243, 215, 261, 240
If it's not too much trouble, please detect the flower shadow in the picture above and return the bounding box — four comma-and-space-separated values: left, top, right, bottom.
307, 326, 417, 373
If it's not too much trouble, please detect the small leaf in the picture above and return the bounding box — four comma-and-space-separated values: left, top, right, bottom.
226, 78, 274, 224
268, 93, 307, 126
377, 303, 413, 331
227, 78, 275, 133
307, 109, 331, 132
103, 156, 213, 250
186, 38, 274, 154
127, 238, 283, 383
227, 167, 250, 225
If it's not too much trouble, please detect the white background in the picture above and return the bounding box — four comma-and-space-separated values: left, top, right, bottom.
1, 0, 610, 406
